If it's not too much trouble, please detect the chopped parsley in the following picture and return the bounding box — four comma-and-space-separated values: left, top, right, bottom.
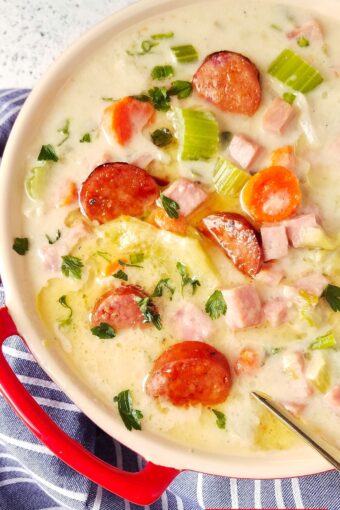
61, 255, 83, 279
297, 36, 310, 47
148, 86, 171, 111
151, 32, 174, 40
91, 322, 116, 339
46, 229, 61, 245
151, 128, 173, 147
152, 278, 175, 300
80, 132, 91, 143
12, 237, 29, 255
57, 295, 73, 327
205, 290, 227, 320
212, 409, 226, 430
132, 93, 151, 102
176, 261, 201, 295
113, 269, 128, 281
57, 119, 70, 146
168, 80, 192, 99
134, 296, 162, 330
322, 284, 340, 312
37, 144, 58, 162
283, 92, 297, 105
160, 193, 180, 219
113, 390, 143, 431
151, 65, 174, 81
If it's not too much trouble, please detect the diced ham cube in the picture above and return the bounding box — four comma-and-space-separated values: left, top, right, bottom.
295, 273, 329, 297
222, 285, 263, 330
281, 401, 306, 416
256, 263, 285, 286
285, 214, 318, 247
228, 134, 262, 170
287, 19, 323, 41
173, 302, 212, 341
39, 223, 87, 272
325, 385, 340, 415
261, 226, 289, 261
262, 98, 296, 135
162, 178, 207, 217
263, 298, 288, 327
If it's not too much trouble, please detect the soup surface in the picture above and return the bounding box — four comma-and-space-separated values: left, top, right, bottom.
17, 0, 340, 455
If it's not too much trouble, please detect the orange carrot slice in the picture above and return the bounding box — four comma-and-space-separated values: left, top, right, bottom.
59, 181, 78, 207
112, 97, 155, 145
242, 166, 301, 223
105, 258, 127, 277
234, 348, 262, 375
149, 207, 187, 235
271, 145, 296, 171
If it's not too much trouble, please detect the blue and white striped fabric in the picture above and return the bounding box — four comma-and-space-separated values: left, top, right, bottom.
0, 89, 339, 510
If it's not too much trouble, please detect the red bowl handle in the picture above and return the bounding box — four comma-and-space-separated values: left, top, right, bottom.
0, 306, 179, 504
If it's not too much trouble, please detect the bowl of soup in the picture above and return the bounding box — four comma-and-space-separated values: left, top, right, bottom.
0, 0, 339, 497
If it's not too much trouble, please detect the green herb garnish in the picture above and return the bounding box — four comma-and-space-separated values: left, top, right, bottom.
151, 65, 174, 81
151, 32, 174, 40
80, 133, 91, 143
322, 284, 340, 312
171, 44, 198, 63
102, 96, 115, 102
113, 390, 143, 431
152, 278, 175, 300
132, 94, 151, 102
151, 128, 173, 147
282, 92, 297, 105
148, 86, 171, 111
113, 269, 128, 281
212, 409, 226, 429
37, 144, 58, 162
176, 261, 201, 295
57, 119, 70, 146
297, 36, 310, 47
46, 229, 61, 245
58, 295, 73, 327
61, 255, 83, 279
12, 237, 29, 255
205, 290, 227, 320
309, 332, 337, 351
160, 192, 180, 219
91, 322, 116, 339
168, 80, 192, 99
134, 296, 162, 330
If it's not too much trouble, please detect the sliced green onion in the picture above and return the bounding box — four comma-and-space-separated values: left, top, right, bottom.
151, 32, 174, 40
213, 157, 250, 196
282, 92, 297, 105
309, 332, 337, 351
268, 48, 324, 93
151, 65, 174, 81
171, 44, 198, 63
297, 36, 310, 48
174, 107, 219, 161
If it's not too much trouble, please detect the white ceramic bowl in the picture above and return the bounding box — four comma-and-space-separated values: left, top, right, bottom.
0, 0, 337, 480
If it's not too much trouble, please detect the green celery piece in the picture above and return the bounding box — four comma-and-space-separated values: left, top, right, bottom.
171, 44, 198, 63
268, 48, 324, 93
174, 107, 219, 161
309, 332, 337, 351
213, 157, 250, 196
25, 164, 48, 199
306, 352, 330, 393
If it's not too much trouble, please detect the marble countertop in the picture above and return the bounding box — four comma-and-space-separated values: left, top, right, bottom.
0, 0, 138, 89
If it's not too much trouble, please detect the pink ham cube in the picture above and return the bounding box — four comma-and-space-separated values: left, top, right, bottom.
263, 98, 296, 135
287, 19, 323, 41
261, 225, 289, 261
162, 178, 207, 217
285, 214, 318, 247
228, 134, 262, 170
222, 285, 263, 330
174, 302, 212, 341
263, 298, 288, 327
295, 273, 329, 297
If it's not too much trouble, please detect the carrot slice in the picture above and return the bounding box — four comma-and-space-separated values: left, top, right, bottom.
234, 348, 262, 375
242, 166, 301, 223
149, 207, 187, 235
112, 97, 155, 145
59, 181, 78, 207
105, 258, 127, 277
271, 145, 296, 172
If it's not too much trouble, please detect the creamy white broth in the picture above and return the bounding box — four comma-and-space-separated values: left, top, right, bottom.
20, 0, 340, 454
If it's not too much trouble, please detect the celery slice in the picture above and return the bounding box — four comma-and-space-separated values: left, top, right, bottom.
213, 157, 250, 196
268, 48, 324, 93
306, 352, 330, 393
309, 332, 337, 351
171, 44, 198, 63
25, 164, 49, 200
174, 107, 219, 161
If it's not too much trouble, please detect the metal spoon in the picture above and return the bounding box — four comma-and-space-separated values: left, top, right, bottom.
251, 391, 340, 471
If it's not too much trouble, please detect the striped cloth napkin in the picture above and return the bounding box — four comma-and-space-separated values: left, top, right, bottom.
0, 89, 339, 510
